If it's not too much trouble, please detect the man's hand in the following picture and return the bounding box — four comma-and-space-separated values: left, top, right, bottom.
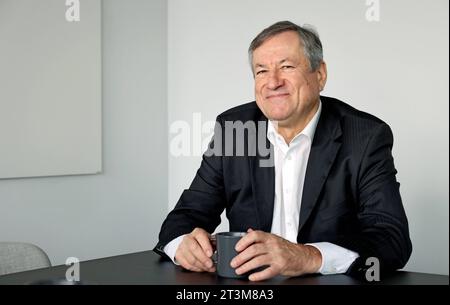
230, 229, 322, 281
175, 228, 216, 273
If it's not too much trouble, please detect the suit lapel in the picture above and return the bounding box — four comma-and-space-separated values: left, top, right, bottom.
298, 101, 342, 233
249, 118, 275, 232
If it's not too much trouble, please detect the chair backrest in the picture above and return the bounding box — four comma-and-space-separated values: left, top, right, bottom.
0, 242, 51, 276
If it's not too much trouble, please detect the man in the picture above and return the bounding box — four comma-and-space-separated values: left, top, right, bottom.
154, 21, 412, 281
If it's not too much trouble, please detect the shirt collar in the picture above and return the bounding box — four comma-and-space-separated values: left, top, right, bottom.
267, 100, 322, 145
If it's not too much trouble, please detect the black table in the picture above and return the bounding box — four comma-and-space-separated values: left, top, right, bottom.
0, 250, 448, 285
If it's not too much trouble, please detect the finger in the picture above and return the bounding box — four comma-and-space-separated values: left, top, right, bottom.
181, 251, 204, 271
207, 266, 216, 273
235, 230, 266, 252
190, 241, 214, 269
248, 265, 278, 282
231, 243, 266, 268
235, 253, 268, 275
194, 231, 214, 258
177, 235, 212, 271
176, 254, 203, 272
184, 250, 212, 272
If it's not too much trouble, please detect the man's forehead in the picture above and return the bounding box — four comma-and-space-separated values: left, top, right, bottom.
253, 35, 302, 56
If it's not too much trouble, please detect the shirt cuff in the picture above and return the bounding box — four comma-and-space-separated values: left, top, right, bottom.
163, 234, 186, 265
306, 242, 359, 275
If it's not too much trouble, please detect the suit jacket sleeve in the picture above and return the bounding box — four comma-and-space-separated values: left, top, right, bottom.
335, 123, 412, 278
154, 117, 226, 258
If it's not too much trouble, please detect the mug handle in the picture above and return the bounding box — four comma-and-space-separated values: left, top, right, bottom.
209, 234, 218, 265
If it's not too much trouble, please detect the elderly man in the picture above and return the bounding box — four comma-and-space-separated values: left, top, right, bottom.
154, 21, 412, 281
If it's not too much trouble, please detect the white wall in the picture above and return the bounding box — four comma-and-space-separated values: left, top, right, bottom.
0, 0, 167, 265
168, 0, 449, 275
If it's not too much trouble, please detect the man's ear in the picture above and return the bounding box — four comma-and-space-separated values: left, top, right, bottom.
317, 61, 327, 92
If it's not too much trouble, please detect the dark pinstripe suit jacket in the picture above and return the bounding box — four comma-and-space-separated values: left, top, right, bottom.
155, 96, 412, 278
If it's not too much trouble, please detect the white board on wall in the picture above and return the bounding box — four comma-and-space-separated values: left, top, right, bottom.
0, 0, 102, 179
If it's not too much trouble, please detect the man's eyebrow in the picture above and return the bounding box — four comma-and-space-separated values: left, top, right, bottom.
255, 63, 267, 69
279, 58, 294, 64
254, 59, 294, 69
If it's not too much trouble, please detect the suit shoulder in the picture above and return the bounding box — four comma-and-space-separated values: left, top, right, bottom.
321, 96, 394, 155
217, 101, 263, 121
321, 96, 388, 129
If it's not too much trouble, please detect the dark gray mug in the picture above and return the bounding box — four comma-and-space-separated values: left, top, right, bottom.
211, 232, 247, 279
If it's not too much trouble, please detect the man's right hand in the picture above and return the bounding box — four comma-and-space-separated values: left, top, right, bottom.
175, 228, 216, 272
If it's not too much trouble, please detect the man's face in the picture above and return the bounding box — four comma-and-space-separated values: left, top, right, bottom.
252, 31, 327, 127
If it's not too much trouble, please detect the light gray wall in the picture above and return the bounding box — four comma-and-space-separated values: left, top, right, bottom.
0, 0, 167, 265
168, 0, 449, 275
0, 0, 102, 179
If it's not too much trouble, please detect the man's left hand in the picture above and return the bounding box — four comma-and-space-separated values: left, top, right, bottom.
230, 229, 322, 281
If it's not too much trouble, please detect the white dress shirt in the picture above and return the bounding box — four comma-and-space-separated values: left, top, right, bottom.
164, 101, 359, 274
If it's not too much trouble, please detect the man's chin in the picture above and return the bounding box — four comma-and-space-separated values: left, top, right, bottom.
266, 113, 290, 122
256, 103, 290, 121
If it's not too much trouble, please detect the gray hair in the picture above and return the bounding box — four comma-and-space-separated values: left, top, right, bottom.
248, 21, 323, 73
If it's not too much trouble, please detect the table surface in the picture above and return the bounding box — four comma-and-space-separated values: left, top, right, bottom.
0, 250, 448, 285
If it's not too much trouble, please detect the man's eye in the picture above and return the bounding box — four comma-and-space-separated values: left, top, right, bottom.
256, 70, 267, 75
281, 65, 294, 70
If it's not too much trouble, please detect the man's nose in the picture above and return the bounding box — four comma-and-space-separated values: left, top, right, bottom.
267, 71, 284, 90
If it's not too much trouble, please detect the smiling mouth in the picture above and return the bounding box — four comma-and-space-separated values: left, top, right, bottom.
266, 93, 290, 100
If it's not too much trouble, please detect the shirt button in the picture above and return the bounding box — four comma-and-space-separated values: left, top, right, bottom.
286, 155, 292, 160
